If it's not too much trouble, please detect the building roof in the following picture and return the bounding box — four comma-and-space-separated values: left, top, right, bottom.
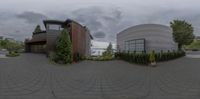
43, 20, 64, 28
33, 31, 46, 34
118, 24, 171, 35
43, 19, 84, 28
90, 34, 93, 40
26, 32, 47, 43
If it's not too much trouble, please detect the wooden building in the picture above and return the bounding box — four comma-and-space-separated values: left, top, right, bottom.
25, 19, 93, 57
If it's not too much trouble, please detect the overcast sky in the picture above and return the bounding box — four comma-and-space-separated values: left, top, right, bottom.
0, 0, 200, 43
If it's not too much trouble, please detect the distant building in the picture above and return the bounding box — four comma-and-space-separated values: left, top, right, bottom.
91, 47, 116, 56
0, 36, 3, 40
91, 48, 106, 56
16, 41, 24, 45
25, 19, 93, 57
5, 38, 15, 42
117, 24, 178, 53
195, 36, 200, 41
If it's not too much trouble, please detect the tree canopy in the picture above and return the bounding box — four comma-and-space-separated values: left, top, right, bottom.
34, 25, 42, 33
170, 20, 194, 50
103, 42, 113, 57
0, 39, 23, 52
185, 40, 200, 50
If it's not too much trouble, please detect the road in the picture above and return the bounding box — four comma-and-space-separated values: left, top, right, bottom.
0, 50, 7, 58
186, 51, 200, 58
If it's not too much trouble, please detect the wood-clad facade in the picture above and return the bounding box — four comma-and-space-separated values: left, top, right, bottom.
25, 19, 93, 57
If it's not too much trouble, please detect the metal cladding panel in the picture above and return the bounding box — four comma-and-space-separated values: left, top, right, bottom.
71, 22, 87, 56
46, 30, 61, 54
117, 24, 178, 53
31, 33, 46, 42
85, 30, 91, 56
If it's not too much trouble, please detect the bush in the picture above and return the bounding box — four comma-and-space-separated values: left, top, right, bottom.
6, 51, 20, 57
149, 51, 156, 63
54, 29, 73, 64
115, 50, 185, 65
115, 52, 149, 65
49, 52, 57, 62
86, 55, 113, 61
73, 53, 82, 62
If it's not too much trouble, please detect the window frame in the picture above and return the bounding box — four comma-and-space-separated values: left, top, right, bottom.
124, 38, 145, 52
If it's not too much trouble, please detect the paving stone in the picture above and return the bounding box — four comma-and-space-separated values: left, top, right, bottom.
1, 53, 200, 99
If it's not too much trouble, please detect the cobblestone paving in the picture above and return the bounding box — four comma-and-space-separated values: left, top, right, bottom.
0, 53, 200, 99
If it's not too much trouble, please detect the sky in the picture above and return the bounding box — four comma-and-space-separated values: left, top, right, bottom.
0, 0, 200, 48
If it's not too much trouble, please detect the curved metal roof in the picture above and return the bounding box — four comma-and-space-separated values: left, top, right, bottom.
118, 24, 171, 35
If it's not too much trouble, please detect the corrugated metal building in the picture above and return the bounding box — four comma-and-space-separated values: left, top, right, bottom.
117, 24, 178, 53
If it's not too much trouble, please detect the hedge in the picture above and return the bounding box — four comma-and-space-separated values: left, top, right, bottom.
115, 50, 185, 65
6, 51, 20, 57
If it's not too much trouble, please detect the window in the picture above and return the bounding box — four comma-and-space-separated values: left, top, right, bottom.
124, 39, 145, 52
47, 24, 61, 30
125, 41, 129, 51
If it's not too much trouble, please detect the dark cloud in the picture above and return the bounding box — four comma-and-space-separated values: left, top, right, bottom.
93, 31, 106, 38
0, 11, 48, 41
16, 11, 48, 24
71, 7, 104, 31
70, 6, 123, 41
141, 9, 200, 35
1, 4, 200, 42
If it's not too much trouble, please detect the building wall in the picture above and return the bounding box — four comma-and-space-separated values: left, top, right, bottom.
31, 33, 46, 42
25, 41, 46, 53
71, 22, 87, 56
85, 29, 92, 56
30, 43, 46, 53
117, 24, 178, 53
46, 29, 61, 54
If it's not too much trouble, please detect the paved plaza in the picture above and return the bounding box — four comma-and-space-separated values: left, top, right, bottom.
0, 53, 200, 99
186, 51, 200, 58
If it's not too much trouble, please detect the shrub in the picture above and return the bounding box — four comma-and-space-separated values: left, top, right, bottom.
86, 55, 113, 61
6, 51, 20, 57
87, 42, 114, 61
73, 53, 82, 62
49, 52, 57, 62
149, 51, 156, 63
115, 52, 149, 65
54, 29, 73, 64
115, 50, 185, 65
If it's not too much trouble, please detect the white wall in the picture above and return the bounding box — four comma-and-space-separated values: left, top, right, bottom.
117, 24, 178, 53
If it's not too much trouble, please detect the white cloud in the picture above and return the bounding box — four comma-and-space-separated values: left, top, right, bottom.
92, 40, 116, 49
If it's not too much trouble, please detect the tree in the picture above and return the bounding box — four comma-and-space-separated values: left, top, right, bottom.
106, 42, 113, 55
103, 42, 113, 56
170, 20, 194, 50
34, 25, 42, 33
0, 39, 23, 52
0, 40, 7, 48
55, 28, 73, 64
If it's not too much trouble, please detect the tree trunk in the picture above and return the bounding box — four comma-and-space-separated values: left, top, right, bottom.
178, 44, 182, 51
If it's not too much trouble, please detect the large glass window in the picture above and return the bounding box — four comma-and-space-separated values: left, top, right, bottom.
47, 24, 61, 30
124, 39, 145, 52
125, 41, 129, 51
